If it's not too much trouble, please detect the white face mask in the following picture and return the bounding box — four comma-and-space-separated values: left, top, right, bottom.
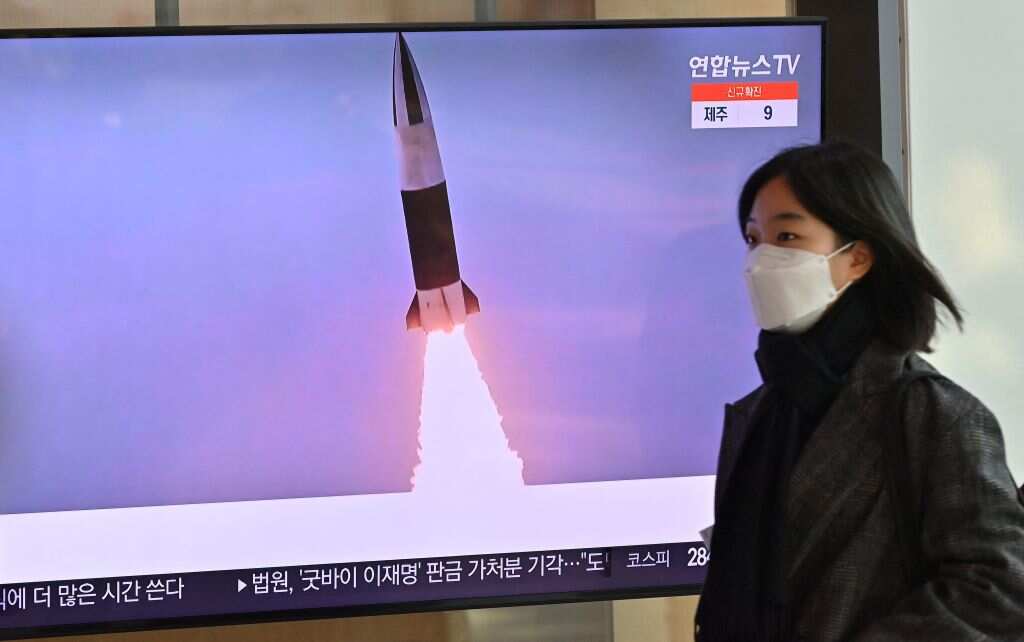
743, 241, 856, 334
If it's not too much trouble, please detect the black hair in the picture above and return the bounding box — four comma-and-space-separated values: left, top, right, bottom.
738, 140, 963, 353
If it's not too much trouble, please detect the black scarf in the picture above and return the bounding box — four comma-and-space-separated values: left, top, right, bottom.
696, 284, 875, 642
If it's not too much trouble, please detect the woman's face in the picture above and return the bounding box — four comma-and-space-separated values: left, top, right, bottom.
744, 175, 873, 289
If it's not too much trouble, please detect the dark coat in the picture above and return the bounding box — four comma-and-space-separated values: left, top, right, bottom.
709, 340, 1024, 641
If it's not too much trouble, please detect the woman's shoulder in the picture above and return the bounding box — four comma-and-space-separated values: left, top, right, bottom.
902, 354, 997, 432
899, 355, 1014, 496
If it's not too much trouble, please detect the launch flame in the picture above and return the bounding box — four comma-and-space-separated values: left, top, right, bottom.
411, 326, 525, 493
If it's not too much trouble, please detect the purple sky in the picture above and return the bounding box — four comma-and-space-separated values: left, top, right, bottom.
0, 25, 821, 514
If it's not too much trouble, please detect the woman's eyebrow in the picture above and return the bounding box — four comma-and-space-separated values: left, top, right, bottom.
770, 211, 806, 222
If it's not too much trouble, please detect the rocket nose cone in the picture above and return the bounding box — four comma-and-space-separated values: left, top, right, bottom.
392, 31, 429, 127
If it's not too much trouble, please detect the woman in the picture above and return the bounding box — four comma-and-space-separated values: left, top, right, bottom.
694, 141, 1024, 641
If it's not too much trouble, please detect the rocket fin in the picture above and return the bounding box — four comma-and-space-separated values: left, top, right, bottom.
462, 282, 480, 316
406, 293, 421, 330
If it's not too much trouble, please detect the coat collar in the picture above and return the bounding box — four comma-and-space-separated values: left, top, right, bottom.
729, 339, 910, 419
837, 339, 911, 399
722, 340, 909, 477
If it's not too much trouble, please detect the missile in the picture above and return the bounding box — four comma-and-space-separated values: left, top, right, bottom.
393, 33, 480, 333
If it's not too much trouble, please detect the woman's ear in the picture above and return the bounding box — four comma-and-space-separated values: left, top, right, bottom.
848, 241, 875, 280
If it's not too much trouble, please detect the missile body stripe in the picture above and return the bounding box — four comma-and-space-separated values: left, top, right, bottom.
401, 181, 461, 291
395, 122, 444, 191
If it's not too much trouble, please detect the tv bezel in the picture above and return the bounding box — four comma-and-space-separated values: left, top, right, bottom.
0, 16, 827, 640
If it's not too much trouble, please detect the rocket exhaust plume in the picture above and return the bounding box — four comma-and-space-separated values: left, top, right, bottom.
411, 326, 524, 493
393, 33, 479, 333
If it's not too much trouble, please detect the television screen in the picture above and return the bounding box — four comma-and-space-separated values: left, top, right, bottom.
0, 19, 823, 638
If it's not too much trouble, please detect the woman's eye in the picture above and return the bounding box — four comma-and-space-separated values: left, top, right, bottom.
777, 232, 798, 242
744, 235, 758, 247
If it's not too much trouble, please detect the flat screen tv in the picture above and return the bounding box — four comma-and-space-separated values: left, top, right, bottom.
0, 18, 824, 639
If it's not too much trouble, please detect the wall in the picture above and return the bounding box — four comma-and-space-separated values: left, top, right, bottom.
905, 0, 1024, 478
0, 0, 152, 27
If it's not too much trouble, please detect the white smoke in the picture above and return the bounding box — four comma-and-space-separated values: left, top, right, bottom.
411, 326, 524, 494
